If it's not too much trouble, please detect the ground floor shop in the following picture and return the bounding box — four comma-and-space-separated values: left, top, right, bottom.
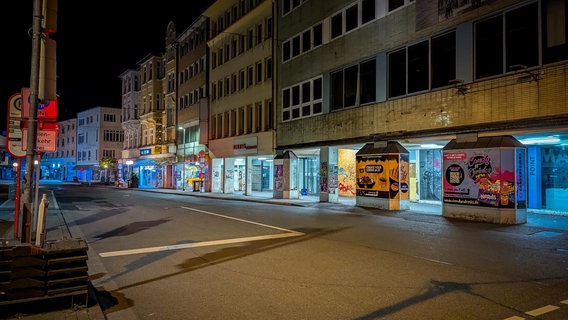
287, 134, 567, 215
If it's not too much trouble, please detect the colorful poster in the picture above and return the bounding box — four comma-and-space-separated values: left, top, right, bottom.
320, 162, 328, 192
442, 149, 517, 208
356, 155, 390, 198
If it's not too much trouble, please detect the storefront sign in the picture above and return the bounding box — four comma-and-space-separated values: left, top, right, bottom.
140, 148, 151, 155
233, 137, 257, 155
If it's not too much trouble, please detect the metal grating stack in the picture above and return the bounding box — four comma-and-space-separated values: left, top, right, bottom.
0, 238, 89, 305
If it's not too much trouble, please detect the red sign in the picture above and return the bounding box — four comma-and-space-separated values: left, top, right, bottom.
21, 123, 59, 153
21, 87, 58, 120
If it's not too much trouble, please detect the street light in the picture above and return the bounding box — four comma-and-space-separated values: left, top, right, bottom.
178, 126, 186, 191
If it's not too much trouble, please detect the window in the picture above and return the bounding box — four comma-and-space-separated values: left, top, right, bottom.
257, 24, 263, 44
302, 30, 311, 53
543, 0, 568, 64
292, 35, 301, 57
360, 59, 376, 104
265, 57, 273, 79
473, 3, 541, 80
331, 71, 344, 110
389, 48, 407, 98
256, 61, 263, 84
408, 40, 429, 93
247, 66, 254, 87
331, 13, 343, 38
313, 23, 323, 47
282, 76, 323, 121
345, 4, 358, 32
431, 32, 456, 89
505, 2, 539, 71
388, 0, 405, 12
362, 0, 376, 24
283, 41, 291, 61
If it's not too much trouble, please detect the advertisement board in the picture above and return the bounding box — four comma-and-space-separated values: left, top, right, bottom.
442, 149, 517, 208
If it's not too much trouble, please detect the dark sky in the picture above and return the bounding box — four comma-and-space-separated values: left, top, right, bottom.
1, 0, 214, 133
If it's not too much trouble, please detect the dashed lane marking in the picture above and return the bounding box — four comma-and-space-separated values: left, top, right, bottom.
99, 206, 304, 258
525, 305, 560, 317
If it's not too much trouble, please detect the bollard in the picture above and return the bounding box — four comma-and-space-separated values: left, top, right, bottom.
34, 194, 49, 247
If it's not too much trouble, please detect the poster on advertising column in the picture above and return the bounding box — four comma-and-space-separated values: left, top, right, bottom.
443, 149, 517, 208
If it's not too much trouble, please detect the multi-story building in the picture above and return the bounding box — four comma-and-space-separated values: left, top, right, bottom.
136, 53, 177, 188
277, 0, 568, 215
204, 0, 275, 195
76, 106, 123, 182
171, 16, 211, 192
119, 69, 141, 183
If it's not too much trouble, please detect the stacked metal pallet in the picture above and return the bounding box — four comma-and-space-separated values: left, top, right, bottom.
0, 238, 89, 305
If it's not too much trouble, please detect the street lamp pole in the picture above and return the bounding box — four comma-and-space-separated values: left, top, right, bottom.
178, 126, 186, 191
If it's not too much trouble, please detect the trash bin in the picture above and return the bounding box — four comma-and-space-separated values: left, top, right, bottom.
193, 180, 201, 192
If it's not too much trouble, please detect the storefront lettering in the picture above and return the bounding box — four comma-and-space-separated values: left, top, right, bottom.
529, 155, 536, 176
542, 148, 568, 164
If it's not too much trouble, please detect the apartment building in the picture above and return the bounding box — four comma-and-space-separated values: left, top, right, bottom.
136, 53, 177, 188
119, 68, 141, 182
276, 0, 568, 217
204, 0, 275, 195
76, 107, 123, 182
173, 16, 211, 192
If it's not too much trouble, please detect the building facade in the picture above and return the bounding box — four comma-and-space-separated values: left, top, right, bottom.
135, 53, 177, 188
204, 0, 276, 196
119, 68, 141, 184
173, 16, 211, 192
76, 107, 123, 183
276, 0, 568, 213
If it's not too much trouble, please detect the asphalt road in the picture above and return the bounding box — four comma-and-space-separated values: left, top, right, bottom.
40, 184, 568, 320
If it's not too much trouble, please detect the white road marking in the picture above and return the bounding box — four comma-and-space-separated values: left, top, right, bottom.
99, 206, 305, 258
504, 316, 524, 320
99, 233, 302, 257
180, 206, 303, 234
561, 299, 568, 304
525, 305, 559, 316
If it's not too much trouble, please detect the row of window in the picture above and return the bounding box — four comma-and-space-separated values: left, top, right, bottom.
179, 55, 207, 85
211, 18, 272, 69
211, 0, 266, 37
210, 100, 274, 139
282, 0, 309, 16
211, 57, 273, 100
179, 86, 207, 108
282, 77, 323, 121
282, 0, 414, 63
284, 0, 567, 121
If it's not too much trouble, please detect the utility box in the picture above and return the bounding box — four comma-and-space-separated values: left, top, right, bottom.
442, 135, 527, 224
355, 141, 410, 210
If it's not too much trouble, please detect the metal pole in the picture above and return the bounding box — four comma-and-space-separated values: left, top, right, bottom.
182, 128, 186, 191
22, 0, 42, 243
13, 159, 21, 239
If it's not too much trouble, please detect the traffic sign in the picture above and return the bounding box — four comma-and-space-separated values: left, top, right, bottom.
21, 87, 58, 120
6, 93, 25, 158
22, 123, 59, 153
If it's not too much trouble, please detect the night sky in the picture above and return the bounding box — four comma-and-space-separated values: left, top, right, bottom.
1, 1, 214, 133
